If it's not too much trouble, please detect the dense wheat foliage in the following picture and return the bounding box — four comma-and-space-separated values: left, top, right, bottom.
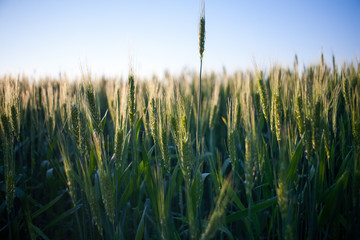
1, 56, 360, 239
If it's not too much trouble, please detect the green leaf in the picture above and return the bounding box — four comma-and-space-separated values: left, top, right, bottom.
201, 173, 210, 181
166, 165, 180, 213
227, 184, 245, 210
43, 204, 82, 230
117, 180, 133, 209
318, 171, 349, 228
335, 149, 352, 182
286, 137, 303, 183
100, 109, 108, 131
221, 158, 231, 175
23, 197, 36, 240
147, 144, 156, 159
219, 225, 234, 240
135, 201, 148, 240
31, 192, 64, 219
135, 117, 142, 143
226, 197, 277, 224
89, 149, 97, 175
31, 224, 50, 240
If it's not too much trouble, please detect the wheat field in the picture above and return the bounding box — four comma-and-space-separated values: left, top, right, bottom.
0, 54, 359, 239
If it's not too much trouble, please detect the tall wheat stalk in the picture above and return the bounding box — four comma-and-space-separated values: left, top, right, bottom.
197, 1, 205, 155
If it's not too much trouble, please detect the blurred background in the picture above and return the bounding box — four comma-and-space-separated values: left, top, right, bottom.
0, 0, 359, 79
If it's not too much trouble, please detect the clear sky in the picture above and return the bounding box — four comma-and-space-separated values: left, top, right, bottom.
0, 0, 359, 78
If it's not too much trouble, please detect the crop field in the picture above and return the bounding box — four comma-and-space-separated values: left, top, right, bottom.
0, 55, 360, 239
1, 1, 360, 239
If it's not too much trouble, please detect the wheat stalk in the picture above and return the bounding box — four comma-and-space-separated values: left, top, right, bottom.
114, 128, 124, 169
273, 93, 281, 143
342, 72, 350, 108
258, 72, 269, 121
85, 84, 101, 133
295, 94, 304, 135
71, 105, 80, 146
312, 100, 321, 151
59, 140, 77, 206
158, 108, 171, 174
128, 72, 136, 127
197, 0, 205, 155
244, 136, 254, 198
149, 97, 158, 145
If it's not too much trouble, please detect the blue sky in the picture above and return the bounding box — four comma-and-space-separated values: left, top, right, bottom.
0, 0, 359, 78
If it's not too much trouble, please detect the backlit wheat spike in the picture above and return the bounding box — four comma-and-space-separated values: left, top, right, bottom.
180, 134, 193, 184
171, 115, 179, 142
254, 93, 263, 118
270, 95, 275, 132
174, 101, 193, 183
100, 173, 115, 224
149, 98, 158, 145
306, 68, 314, 108
70, 105, 80, 146
114, 128, 124, 169
274, 93, 281, 142
295, 94, 304, 135
321, 52, 325, 68
342, 73, 350, 108
128, 73, 136, 126
86, 85, 101, 133
257, 72, 269, 121
332, 55, 338, 83
181, 114, 187, 134
79, 133, 104, 234
323, 125, 331, 160
199, 3, 205, 60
